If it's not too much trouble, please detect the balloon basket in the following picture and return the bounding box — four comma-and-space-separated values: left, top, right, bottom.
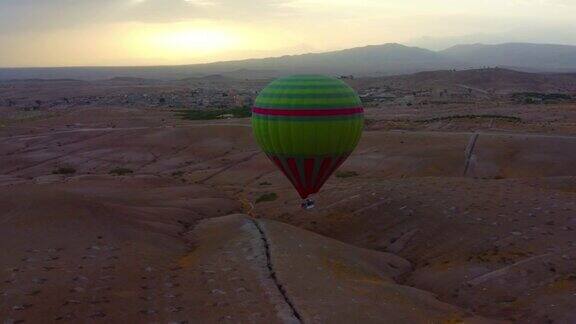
301, 198, 316, 210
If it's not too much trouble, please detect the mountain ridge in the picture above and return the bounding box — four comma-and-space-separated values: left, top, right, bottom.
441, 42, 576, 72
1, 42, 575, 80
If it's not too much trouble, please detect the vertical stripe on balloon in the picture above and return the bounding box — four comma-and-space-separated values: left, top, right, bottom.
252, 75, 363, 199
287, 158, 306, 198
304, 158, 315, 194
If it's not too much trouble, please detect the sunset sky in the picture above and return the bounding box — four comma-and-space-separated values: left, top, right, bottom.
1, 0, 575, 67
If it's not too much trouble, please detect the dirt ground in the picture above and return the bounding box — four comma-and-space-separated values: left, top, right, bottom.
1, 101, 576, 323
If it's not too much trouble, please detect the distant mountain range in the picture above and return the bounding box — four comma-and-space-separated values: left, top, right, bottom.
359, 68, 576, 94
440, 43, 576, 72
1, 42, 576, 80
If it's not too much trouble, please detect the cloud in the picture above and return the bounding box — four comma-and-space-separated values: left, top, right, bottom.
0, 0, 120, 32
411, 24, 576, 51
3, 0, 576, 35
122, 0, 289, 22
2, 0, 576, 67
0, 0, 293, 34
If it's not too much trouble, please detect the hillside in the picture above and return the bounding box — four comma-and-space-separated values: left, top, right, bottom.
1, 42, 576, 81
2, 104, 576, 322
361, 68, 576, 94
0, 44, 464, 80
442, 43, 576, 72
199, 43, 464, 77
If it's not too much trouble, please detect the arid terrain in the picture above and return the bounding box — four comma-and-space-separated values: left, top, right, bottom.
1, 69, 576, 323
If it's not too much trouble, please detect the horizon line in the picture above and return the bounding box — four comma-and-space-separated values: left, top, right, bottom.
1, 41, 572, 70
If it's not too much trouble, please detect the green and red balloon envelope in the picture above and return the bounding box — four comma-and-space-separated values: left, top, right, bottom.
251, 75, 364, 199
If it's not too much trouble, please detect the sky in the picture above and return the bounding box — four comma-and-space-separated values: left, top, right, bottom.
1, 0, 576, 67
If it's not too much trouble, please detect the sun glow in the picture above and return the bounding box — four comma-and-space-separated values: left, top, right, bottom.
120, 23, 242, 64
117, 21, 297, 65
0, 20, 299, 67
125, 22, 242, 63
154, 28, 238, 52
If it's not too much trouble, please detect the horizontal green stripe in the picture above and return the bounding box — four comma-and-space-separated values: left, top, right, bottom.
252, 114, 363, 122
255, 103, 361, 109
270, 80, 345, 86
264, 152, 354, 159
274, 77, 342, 82
256, 92, 358, 99
260, 88, 356, 95
273, 75, 340, 80
280, 75, 332, 78
256, 97, 360, 106
252, 116, 363, 156
264, 84, 352, 90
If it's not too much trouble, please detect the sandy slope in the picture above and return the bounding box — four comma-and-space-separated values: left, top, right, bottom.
0, 176, 240, 322
1, 107, 576, 322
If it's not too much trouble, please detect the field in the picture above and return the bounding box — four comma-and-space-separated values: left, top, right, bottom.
1, 70, 576, 323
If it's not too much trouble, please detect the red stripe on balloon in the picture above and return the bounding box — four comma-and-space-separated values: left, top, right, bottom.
314, 154, 349, 193
252, 107, 363, 117
270, 156, 296, 187
287, 158, 307, 198
312, 157, 333, 193
304, 158, 316, 195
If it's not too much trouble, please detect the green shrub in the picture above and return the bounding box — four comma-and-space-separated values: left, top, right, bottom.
255, 192, 278, 204
109, 168, 133, 176
176, 107, 252, 120
336, 171, 359, 178
512, 92, 571, 104
52, 167, 76, 175
417, 114, 521, 123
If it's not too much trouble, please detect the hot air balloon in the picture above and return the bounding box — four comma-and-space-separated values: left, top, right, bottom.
251, 75, 364, 208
